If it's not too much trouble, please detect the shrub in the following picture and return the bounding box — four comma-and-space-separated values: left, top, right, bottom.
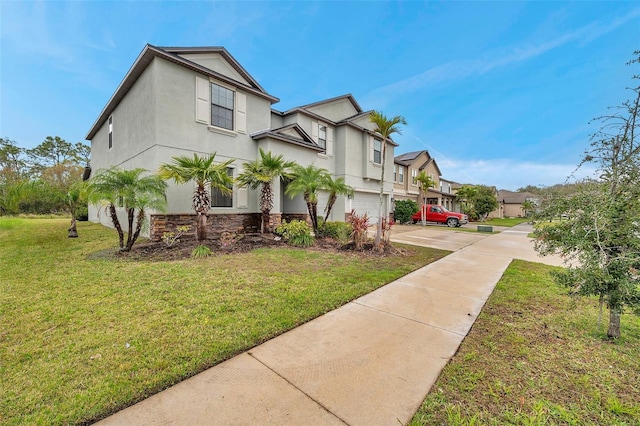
348, 210, 369, 249
76, 204, 89, 221
219, 231, 239, 247
162, 225, 191, 248
394, 199, 418, 224
275, 219, 314, 248
191, 244, 212, 258
318, 221, 352, 242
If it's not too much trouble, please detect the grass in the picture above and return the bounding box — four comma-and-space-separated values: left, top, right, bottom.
410, 259, 640, 426
482, 217, 530, 227
0, 218, 449, 425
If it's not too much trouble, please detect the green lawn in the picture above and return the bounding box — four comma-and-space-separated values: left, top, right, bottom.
0, 218, 449, 425
411, 260, 640, 425
482, 217, 530, 227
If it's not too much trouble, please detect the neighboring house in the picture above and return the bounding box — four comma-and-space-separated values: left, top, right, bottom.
489, 190, 540, 218
392, 150, 458, 211
86, 44, 397, 237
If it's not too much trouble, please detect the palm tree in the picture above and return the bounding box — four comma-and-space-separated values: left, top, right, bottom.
369, 110, 406, 245
88, 167, 167, 251
455, 185, 478, 217
415, 171, 435, 225
237, 148, 295, 233
322, 175, 353, 223
285, 164, 329, 233
66, 180, 87, 238
158, 152, 234, 241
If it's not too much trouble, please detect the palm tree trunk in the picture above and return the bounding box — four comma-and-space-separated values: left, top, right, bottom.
196, 213, 207, 241
127, 208, 146, 251
68, 216, 78, 238
324, 193, 337, 223
108, 203, 125, 250
260, 183, 273, 233
125, 208, 135, 251
375, 141, 386, 246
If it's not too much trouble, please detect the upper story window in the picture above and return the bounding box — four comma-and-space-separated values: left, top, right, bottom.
212, 167, 234, 207
211, 83, 234, 130
398, 167, 404, 183
108, 116, 113, 149
318, 124, 327, 150
412, 169, 418, 185
196, 76, 247, 134
373, 139, 382, 164
393, 165, 397, 182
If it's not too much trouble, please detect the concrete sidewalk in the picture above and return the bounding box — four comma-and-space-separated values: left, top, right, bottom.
97, 223, 564, 425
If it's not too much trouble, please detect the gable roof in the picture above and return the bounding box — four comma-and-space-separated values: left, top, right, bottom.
394, 150, 431, 166
497, 190, 539, 204
274, 94, 363, 124
250, 124, 324, 152
86, 44, 279, 140
292, 94, 363, 114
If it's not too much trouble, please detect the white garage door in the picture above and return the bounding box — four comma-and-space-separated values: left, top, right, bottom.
350, 192, 385, 224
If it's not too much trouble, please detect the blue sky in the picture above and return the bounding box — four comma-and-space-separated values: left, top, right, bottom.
1, 1, 639, 190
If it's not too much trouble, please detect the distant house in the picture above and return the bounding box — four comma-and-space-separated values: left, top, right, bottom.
489, 190, 540, 218
392, 150, 459, 211
86, 44, 397, 237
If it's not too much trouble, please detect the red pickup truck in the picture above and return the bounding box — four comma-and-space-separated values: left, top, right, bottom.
412, 205, 469, 227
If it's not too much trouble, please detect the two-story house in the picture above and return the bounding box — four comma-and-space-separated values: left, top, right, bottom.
392, 150, 457, 211
86, 45, 396, 237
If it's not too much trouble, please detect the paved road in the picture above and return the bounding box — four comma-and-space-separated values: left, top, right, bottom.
97, 223, 564, 425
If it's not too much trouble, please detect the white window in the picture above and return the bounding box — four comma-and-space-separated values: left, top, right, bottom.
212, 167, 233, 207
412, 169, 418, 185
399, 167, 404, 183
211, 83, 234, 130
373, 139, 382, 164
393, 165, 397, 182
195, 76, 246, 133
108, 116, 113, 149
318, 124, 327, 149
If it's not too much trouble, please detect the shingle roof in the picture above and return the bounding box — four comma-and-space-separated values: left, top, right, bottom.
86, 44, 279, 140
497, 190, 539, 204
250, 124, 324, 152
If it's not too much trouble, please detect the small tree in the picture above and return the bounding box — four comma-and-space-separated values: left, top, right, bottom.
521, 199, 536, 217
88, 168, 167, 251
285, 164, 329, 233
369, 111, 406, 246
66, 181, 87, 238
415, 171, 435, 225
534, 51, 640, 339
455, 185, 478, 218
158, 153, 234, 241
322, 175, 353, 223
393, 199, 418, 224
473, 185, 499, 221
236, 149, 295, 233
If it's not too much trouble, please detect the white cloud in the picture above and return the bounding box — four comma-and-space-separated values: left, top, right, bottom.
365, 7, 640, 106
437, 157, 597, 191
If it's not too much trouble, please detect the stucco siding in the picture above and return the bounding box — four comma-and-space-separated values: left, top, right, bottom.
305, 99, 358, 122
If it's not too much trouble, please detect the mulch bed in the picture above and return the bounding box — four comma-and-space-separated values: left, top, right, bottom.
115, 233, 409, 261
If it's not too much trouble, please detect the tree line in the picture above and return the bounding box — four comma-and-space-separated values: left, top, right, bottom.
0, 136, 90, 216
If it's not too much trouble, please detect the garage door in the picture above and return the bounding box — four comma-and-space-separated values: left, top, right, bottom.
350, 192, 385, 224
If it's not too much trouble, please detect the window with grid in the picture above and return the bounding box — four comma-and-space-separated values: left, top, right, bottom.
399, 167, 404, 183
373, 139, 382, 164
318, 124, 327, 149
211, 167, 233, 207
211, 83, 234, 130
412, 169, 418, 185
